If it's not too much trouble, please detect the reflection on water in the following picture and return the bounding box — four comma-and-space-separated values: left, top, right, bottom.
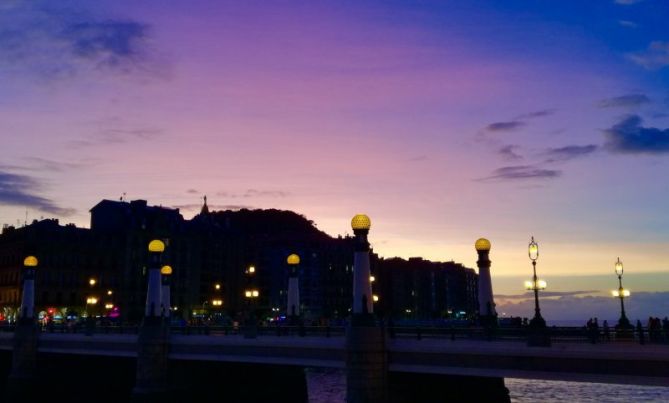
306, 369, 669, 403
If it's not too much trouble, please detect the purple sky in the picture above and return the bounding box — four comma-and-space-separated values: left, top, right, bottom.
1, 1, 668, 309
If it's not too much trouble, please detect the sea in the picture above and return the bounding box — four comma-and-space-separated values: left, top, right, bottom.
305, 369, 669, 403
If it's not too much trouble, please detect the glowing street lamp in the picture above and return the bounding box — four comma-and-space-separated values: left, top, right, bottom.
525, 236, 547, 329
286, 253, 301, 320
612, 257, 632, 328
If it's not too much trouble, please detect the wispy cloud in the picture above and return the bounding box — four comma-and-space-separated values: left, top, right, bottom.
614, 0, 644, 4
485, 121, 526, 132
598, 94, 650, 108
0, 171, 75, 216
216, 189, 289, 198
604, 115, 669, 154
618, 20, 638, 28
498, 145, 523, 161
514, 109, 556, 120
544, 144, 598, 162
479, 165, 561, 181
484, 109, 554, 133
627, 41, 669, 70
495, 290, 597, 300
497, 291, 669, 322
186, 189, 199, 194
70, 127, 163, 148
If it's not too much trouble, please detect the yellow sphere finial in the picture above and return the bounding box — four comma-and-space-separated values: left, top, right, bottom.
148, 239, 165, 252
160, 265, 173, 275
287, 254, 300, 265
475, 238, 491, 251
23, 256, 38, 267
351, 214, 371, 231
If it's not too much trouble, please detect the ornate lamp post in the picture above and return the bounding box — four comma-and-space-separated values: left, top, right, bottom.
160, 265, 172, 319
612, 257, 631, 329
19, 256, 38, 322
526, 237, 546, 328
526, 236, 550, 346
475, 238, 497, 327
286, 253, 301, 324
351, 214, 373, 322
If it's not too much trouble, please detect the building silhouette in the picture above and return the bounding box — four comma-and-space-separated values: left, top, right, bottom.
0, 199, 478, 323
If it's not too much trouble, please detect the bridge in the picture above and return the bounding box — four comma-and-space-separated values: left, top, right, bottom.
1, 327, 667, 388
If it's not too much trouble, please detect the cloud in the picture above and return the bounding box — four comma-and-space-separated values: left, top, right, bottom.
603, 115, 669, 154
0, 171, 75, 216
544, 145, 598, 162
485, 121, 526, 132
618, 20, 638, 28
627, 41, 669, 70
498, 145, 522, 161
495, 290, 597, 300
70, 127, 163, 148
243, 189, 288, 198
483, 110, 554, 133
62, 21, 148, 70
215, 189, 289, 198
514, 109, 556, 120
479, 165, 561, 181
598, 94, 650, 108
0, 3, 159, 79
186, 189, 199, 194
496, 291, 669, 323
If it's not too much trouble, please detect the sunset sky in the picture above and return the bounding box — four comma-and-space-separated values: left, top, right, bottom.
1, 1, 667, 312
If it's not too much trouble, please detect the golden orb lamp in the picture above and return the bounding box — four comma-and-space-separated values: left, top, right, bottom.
475, 238, 491, 252
148, 239, 165, 253
351, 214, 371, 231
287, 254, 300, 265
23, 256, 38, 267
160, 265, 173, 275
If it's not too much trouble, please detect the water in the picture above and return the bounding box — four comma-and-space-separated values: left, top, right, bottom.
305, 369, 669, 403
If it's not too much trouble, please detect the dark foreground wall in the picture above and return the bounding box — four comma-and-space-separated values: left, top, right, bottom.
390, 372, 510, 403
0, 351, 308, 403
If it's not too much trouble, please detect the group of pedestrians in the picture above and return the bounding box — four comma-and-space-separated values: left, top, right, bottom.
585, 316, 669, 344
585, 317, 607, 343
647, 316, 669, 343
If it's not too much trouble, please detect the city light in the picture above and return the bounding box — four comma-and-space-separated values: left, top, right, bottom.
248, 266, 256, 274
215, 283, 221, 290
105, 303, 113, 309
372, 294, 379, 302
86, 297, 98, 305
370, 275, 375, 282
212, 299, 223, 306
89, 278, 96, 286
107, 290, 113, 296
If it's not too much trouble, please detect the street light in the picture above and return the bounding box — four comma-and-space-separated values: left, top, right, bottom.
89, 278, 97, 287
612, 257, 631, 328
526, 236, 546, 328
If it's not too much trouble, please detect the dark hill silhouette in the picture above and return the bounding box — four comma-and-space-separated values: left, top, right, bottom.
201, 208, 334, 241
